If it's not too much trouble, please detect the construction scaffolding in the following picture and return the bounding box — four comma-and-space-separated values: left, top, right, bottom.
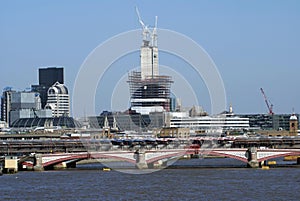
128, 71, 173, 112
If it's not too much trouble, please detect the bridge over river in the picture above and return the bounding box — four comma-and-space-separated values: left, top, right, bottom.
1, 137, 300, 170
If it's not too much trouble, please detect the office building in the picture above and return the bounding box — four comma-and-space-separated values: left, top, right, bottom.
1, 88, 14, 124
1, 88, 51, 126
168, 112, 249, 134
38, 67, 64, 86
238, 114, 299, 131
45, 82, 70, 117
31, 67, 64, 108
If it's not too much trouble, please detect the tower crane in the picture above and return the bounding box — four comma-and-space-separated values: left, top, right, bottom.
135, 6, 157, 46
260, 88, 274, 115
135, 7, 150, 42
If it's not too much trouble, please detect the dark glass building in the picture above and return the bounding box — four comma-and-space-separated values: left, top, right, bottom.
87, 111, 164, 132
238, 114, 299, 131
31, 67, 64, 108
39, 67, 64, 86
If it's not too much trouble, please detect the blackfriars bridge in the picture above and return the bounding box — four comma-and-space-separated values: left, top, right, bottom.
1, 137, 300, 170
30, 147, 300, 170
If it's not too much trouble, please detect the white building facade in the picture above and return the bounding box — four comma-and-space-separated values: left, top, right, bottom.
45, 82, 70, 117
168, 112, 249, 134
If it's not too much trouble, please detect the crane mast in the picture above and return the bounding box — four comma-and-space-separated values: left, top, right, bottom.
260, 88, 274, 115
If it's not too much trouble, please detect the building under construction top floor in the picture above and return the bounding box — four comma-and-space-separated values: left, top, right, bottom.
128, 71, 173, 115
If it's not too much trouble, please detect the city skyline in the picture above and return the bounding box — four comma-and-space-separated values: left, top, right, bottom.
1, 1, 300, 116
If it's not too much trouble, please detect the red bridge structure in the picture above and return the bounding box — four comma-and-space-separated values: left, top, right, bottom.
26, 147, 300, 171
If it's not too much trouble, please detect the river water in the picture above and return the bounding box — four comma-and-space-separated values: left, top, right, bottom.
1, 158, 300, 201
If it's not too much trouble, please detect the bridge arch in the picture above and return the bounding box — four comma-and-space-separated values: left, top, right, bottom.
36, 148, 300, 169
42, 152, 137, 168
258, 151, 300, 162
206, 151, 248, 163
146, 151, 188, 164
43, 154, 89, 168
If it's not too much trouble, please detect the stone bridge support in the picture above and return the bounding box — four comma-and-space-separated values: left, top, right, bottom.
134, 149, 173, 169
246, 147, 259, 168
33, 154, 44, 171
134, 149, 148, 169
4, 156, 18, 174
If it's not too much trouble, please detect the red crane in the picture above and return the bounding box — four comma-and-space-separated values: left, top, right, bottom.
260, 88, 274, 115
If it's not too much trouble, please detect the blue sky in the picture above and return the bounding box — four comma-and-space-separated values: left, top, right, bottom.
1, 0, 300, 116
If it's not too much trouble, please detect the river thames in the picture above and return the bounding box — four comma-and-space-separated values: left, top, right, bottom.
1, 158, 299, 201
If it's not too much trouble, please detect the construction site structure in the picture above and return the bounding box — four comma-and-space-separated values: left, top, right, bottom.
128, 8, 173, 115
128, 72, 173, 114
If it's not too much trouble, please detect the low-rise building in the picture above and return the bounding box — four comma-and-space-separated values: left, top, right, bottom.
168, 112, 249, 134
256, 114, 299, 137
155, 127, 190, 138
238, 113, 299, 131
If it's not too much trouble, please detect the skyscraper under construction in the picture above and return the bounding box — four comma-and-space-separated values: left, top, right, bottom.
128, 10, 173, 115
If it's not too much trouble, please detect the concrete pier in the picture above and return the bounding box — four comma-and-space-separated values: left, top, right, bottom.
246, 147, 259, 168
4, 156, 18, 173
134, 149, 148, 169
33, 154, 44, 171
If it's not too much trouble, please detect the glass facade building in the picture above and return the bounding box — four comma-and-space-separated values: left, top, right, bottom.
32, 67, 64, 108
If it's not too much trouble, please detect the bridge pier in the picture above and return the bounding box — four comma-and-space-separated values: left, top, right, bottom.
33, 154, 44, 171
134, 149, 148, 169
246, 147, 259, 168
3, 156, 18, 174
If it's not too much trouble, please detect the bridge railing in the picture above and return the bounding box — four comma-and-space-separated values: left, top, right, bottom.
1, 137, 300, 157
